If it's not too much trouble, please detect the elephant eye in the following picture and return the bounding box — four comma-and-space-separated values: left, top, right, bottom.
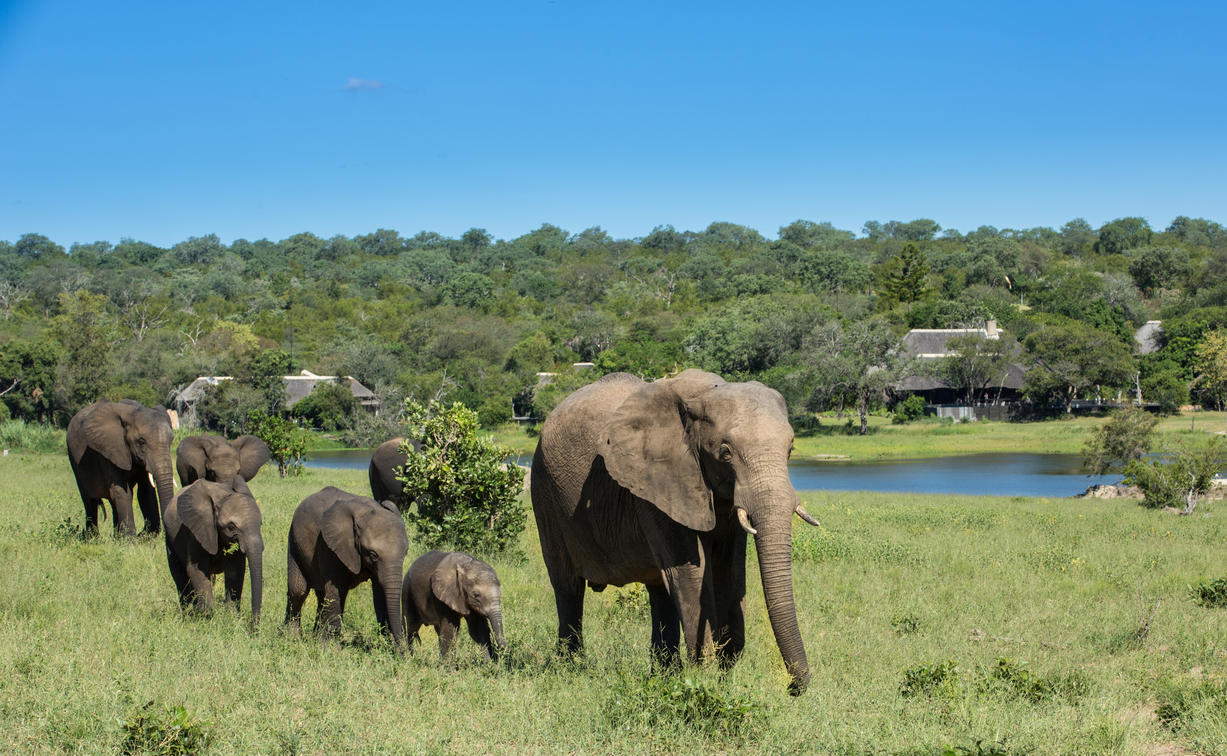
366, 550, 379, 561
719, 444, 733, 462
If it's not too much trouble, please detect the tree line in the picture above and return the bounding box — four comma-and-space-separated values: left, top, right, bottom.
2, 215, 1226, 441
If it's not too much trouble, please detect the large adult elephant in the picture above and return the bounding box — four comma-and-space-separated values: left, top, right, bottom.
368, 436, 421, 509
176, 433, 271, 488
67, 399, 176, 537
530, 369, 820, 695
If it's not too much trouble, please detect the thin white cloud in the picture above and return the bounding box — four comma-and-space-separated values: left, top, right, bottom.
342, 77, 384, 92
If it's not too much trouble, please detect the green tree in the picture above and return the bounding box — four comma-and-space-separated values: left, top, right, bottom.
1127, 246, 1192, 296
247, 410, 307, 477
1081, 407, 1159, 475
1095, 217, 1152, 255
876, 243, 930, 307
936, 333, 1018, 404
397, 401, 525, 554
51, 290, 116, 417
291, 380, 359, 431
804, 317, 909, 434
1022, 321, 1135, 412
1191, 329, 1227, 410
1125, 437, 1227, 510
14, 233, 65, 260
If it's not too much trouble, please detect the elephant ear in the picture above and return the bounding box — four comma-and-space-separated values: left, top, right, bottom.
431, 555, 469, 615
321, 499, 361, 574
82, 403, 133, 471
599, 378, 715, 532
232, 435, 270, 481
178, 483, 219, 555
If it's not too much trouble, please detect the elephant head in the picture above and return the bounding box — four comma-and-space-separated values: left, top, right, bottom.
176, 434, 270, 488
175, 480, 265, 623
432, 552, 505, 652
321, 497, 409, 646
600, 369, 815, 694
75, 399, 176, 522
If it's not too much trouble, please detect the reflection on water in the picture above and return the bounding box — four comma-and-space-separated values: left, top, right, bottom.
305, 449, 1115, 498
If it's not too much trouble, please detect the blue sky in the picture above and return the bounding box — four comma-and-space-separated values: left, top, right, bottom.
1, 0, 1224, 247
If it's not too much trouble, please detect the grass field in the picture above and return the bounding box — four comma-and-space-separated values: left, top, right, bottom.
0, 451, 1225, 754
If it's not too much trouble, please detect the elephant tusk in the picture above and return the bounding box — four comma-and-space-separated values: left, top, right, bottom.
736, 507, 757, 536
794, 504, 821, 527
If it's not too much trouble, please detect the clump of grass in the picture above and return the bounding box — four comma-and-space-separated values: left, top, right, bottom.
939, 740, 1019, 756
607, 672, 761, 741
891, 612, 921, 635
1155, 677, 1227, 734
119, 702, 211, 755
900, 660, 959, 698
0, 419, 65, 453
1188, 577, 1227, 608
986, 657, 1088, 704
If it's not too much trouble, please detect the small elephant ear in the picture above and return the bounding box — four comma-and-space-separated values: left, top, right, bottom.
600, 379, 715, 532
83, 402, 133, 471
178, 483, 219, 555
232, 435, 271, 481
431, 555, 469, 615
321, 499, 361, 574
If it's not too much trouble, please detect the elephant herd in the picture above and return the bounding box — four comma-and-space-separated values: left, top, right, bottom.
66, 369, 820, 694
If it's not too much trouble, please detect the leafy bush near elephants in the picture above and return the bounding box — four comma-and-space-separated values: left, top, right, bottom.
398, 400, 525, 554
119, 702, 211, 755
247, 410, 307, 477
607, 673, 762, 741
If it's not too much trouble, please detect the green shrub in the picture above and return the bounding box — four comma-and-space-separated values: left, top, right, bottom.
119, 702, 211, 755
247, 410, 307, 477
0, 419, 65, 453
891, 612, 921, 635
900, 660, 959, 698
1124, 437, 1227, 508
290, 380, 358, 431
398, 400, 525, 554
986, 657, 1088, 704
1188, 577, 1227, 608
1081, 407, 1158, 474
607, 673, 761, 741
892, 395, 927, 424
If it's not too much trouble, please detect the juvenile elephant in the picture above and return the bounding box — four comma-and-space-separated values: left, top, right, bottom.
402, 550, 505, 661
67, 399, 176, 537
162, 479, 264, 625
176, 434, 270, 488
530, 369, 820, 695
368, 436, 420, 509
285, 487, 409, 647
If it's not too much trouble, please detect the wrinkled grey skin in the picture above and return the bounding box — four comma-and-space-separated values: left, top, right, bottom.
530, 369, 811, 695
368, 436, 421, 509
67, 399, 175, 537
176, 434, 270, 488
285, 487, 409, 648
402, 550, 504, 661
163, 478, 264, 626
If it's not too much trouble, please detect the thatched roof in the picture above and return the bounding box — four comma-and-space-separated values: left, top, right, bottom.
172, 371, 378, 409
898, 322, 1025, 392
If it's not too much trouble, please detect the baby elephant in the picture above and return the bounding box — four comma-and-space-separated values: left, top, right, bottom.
402, 550, 505, 660
163, 479, 264, 626
285, 487, 409, 647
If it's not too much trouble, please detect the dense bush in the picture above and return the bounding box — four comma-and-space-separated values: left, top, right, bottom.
1081, 407, 1158, 474
397, 401, 525, 554
247, 410, 307, 477
1124, 437, 1227, 509
892, 394, 926, 424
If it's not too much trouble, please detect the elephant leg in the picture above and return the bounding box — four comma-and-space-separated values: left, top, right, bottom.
134, 475, 160, 535
437, 617, 459, 659
107, 484, 137, 537
317, 584, 345, 637
284, 552, 308, 633
81, 496, 104, 538
646, 584, 681, 669
465, 616, 494, 661
223, 554, 245, 610
184, 560, 215, 614
543, 571, 585, 655
166, 544, 192, 609
403, 602, 423, 651
710, 528, 747, 668
662, 559, 716, 664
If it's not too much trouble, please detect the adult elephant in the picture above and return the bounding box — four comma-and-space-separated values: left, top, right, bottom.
530, 369, 820, 695
368, 436, 420, 509
176, 433, 271, 488
67, 399, 176, 537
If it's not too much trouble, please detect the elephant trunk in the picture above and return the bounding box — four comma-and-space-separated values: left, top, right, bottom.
378, 565, 405, 649
153, 462, 176, 524
741, 467, 810, 696
245, 538, 264, 627
488, 608, 506, 652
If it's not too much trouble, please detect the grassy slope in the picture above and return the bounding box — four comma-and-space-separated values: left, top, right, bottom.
0, 453, 1224, 753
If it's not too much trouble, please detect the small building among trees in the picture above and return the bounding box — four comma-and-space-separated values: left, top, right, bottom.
172, 370, 378, 428
895, 320, 1025, 413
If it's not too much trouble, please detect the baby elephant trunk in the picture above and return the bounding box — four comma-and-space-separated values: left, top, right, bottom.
488, 608, 505, 654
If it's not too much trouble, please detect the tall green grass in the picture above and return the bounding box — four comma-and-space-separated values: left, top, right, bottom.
0, 419, 65, 454
0, 453, 1223, 753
